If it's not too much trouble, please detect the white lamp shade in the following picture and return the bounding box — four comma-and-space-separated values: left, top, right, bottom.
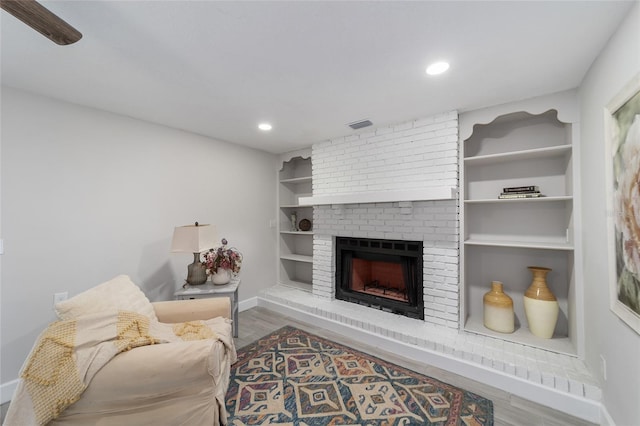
171, 224, 218, 253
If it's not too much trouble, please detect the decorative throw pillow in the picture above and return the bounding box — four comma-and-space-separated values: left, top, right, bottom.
54, 275, 158, 321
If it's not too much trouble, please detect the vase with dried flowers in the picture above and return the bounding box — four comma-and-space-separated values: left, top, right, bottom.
202, 238, 242, 285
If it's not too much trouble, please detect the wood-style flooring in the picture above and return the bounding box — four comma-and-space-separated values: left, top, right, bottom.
237, 306, 597, 426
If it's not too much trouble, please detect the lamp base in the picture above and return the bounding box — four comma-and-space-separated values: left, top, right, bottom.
186, 252, 208, 285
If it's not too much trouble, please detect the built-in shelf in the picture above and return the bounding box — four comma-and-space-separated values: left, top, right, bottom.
278, 152, 314, 290
280, 176, 312, 184
299, 187, 456, 206
464, 144, 572, 166
464, 239, 574, 250
464, 196, 573, 204
461, 102, 582, 357
464, 316, 576, 356
279, 278, 313, 291
280, 254, 313, 263
280, 231, 314, 235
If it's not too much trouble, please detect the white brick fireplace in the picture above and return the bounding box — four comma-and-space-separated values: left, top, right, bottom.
307, 111, 460, 329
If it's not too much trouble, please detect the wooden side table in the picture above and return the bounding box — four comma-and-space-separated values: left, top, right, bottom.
173, 278, 240, 337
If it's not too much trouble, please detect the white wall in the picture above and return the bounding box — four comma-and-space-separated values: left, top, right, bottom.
0, 87, 278, 387
579, 3, 640, 424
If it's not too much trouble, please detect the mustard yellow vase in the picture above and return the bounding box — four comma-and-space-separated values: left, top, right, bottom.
483, 281, 515, 333
523, 266, 559, 339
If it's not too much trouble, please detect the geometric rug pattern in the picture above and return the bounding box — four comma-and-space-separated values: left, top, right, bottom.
225, 326, 493, 425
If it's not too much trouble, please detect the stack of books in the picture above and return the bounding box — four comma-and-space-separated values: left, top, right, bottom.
498, 185, 543, 199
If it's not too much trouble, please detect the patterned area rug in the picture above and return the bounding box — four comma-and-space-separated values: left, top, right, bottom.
225, 326, 493, 425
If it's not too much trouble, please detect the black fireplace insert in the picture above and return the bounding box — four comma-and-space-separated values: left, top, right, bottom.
335, 236, 424, 319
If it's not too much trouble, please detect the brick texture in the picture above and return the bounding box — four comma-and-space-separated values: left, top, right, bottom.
311, 112, 460, 329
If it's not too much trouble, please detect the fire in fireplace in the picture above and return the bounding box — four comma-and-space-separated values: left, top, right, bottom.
335, 237, 424, 319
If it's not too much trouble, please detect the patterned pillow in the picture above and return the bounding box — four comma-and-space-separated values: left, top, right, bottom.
55, 275, 158, 321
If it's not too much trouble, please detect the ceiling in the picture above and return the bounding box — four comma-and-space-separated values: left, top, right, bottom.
1, 1, 634, 154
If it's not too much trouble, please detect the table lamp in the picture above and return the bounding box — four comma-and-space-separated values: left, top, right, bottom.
171, 222, 217, 285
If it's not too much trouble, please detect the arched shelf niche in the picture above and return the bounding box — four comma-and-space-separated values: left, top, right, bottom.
459, 89, 584, 357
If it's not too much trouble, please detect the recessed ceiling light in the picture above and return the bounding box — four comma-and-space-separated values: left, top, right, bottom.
426, 61, 450, 76
258, 123, 272, 131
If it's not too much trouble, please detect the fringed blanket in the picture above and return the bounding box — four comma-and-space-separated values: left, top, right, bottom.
4, 310, 235, 425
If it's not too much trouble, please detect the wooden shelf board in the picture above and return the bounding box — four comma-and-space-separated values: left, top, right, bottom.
280, 231, 314, 235
280, 254, 313, 263
464, 316, 576, 356
280, 176, 312, 184
279, 278, 313, 291
464, 239, 574, 250
464, 196, 573, 204
464, 144, 572, 166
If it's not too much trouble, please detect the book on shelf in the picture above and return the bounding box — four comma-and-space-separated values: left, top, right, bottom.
498, 192, 543, 199
502, 185, 539, 193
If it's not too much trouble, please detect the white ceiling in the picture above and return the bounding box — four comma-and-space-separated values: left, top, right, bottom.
1, 1, 634, 154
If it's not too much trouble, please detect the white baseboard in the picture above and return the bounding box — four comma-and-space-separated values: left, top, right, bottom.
258, 297, 604, 424
238, 296, 257, 312
1, 379, 19, 404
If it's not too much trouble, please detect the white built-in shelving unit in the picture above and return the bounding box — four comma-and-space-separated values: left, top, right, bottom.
459, 91, 583, 357
278, 149, 313, 291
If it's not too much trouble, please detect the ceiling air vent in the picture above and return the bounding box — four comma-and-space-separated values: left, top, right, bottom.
348, 119, 373, 130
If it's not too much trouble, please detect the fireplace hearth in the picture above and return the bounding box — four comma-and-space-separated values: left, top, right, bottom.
335, 237, 424, 319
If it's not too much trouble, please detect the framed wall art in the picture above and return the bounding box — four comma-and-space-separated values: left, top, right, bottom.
605, 72, 640, 334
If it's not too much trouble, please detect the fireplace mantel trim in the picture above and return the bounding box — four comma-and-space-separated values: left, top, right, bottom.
299, 187, 456, 206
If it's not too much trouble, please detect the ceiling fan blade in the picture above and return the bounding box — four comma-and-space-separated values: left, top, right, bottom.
1, 0, 82, 45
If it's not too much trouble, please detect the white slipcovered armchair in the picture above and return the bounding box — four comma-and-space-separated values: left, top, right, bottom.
4, 275, 237, 426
